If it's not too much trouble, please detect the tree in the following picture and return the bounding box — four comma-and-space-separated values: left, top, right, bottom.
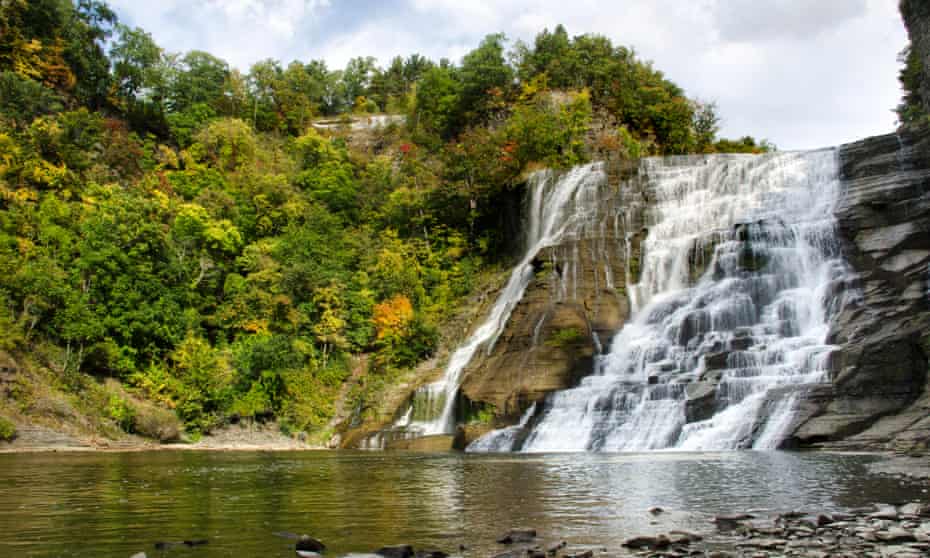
169, 51, 229, 113
411, 65, 461, 140
110, 25, 162, 103
342, 56, 377, 111
458, 33, 513, 123
692, 100, 720, 153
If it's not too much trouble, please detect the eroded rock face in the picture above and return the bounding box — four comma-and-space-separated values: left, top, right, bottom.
458, 161, 644, 422
790, 125, 930, 451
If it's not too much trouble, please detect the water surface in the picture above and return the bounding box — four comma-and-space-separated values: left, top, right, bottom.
0, 451, 925, 557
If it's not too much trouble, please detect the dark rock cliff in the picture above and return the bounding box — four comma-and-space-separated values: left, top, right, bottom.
790, 125, 930, 451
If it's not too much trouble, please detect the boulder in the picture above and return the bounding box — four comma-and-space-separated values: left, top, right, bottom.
622, 535, 670, 549
496, 528, 536, 544
685, 381, 717, 423
376, 545, 414, 558
296, 536, 326, 553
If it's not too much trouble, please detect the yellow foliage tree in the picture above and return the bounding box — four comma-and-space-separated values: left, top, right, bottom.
372, 294, 414, 340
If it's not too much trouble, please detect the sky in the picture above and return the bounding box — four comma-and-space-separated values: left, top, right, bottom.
108, 0, 909, 150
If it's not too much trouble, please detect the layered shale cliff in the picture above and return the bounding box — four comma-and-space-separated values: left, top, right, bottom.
457, 161, 643, 434
791, 125, 930, 451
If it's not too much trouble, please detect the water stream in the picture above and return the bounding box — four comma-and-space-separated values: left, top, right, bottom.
473, 150, 856, 452
366, 164, 608, 447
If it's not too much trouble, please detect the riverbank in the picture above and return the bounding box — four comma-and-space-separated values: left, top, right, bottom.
363, 503, 930, 558
0, 421, 320, 453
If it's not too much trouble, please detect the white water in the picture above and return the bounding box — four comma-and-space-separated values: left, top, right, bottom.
474, 149, 855, 452
380, 164, 607, 441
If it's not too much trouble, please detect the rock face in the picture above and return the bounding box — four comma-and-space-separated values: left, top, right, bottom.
457, 160, 644, 423
790, 125, 930, 451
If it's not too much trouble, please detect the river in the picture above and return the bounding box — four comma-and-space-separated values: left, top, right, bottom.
0, 450, 926, 557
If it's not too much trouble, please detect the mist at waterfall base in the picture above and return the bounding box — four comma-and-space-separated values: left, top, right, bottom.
385, 149, 856, 453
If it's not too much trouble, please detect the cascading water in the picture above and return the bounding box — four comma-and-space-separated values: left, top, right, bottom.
470, 149, 855, 452
366, 164, 608, 447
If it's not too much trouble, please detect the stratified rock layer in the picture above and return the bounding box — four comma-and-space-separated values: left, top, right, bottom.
791, 125, 930, 451
457, 160, 644, 425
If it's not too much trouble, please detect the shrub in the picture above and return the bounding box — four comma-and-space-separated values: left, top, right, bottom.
0, 416, 16, 441
106, 395, 136, 433
546, 327, 586, 348
132, 404, 182, 442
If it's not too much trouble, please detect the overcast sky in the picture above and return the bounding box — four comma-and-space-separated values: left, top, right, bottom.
108, 0, 908, 150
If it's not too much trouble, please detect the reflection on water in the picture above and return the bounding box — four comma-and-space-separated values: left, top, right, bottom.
0, 451, 925, 557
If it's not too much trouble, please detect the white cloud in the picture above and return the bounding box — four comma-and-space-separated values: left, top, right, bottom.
108, 0, 908, 150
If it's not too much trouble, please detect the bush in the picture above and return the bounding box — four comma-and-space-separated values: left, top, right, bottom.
546, 327, 585, 348
0, 416, 16, 441
132, 404, 182, 442
106, 395, 136, 432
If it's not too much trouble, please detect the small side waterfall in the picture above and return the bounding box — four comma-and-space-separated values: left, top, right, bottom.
366, 164, 608, 447
471, 149, 856, 452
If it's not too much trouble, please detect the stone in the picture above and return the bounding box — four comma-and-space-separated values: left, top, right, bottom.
648, 506, 664, 515
565, 551, 593, 558
376, 545, 415, 558
877, 527, 917, 543
413, 551, 448, 558
703, 351, 730, 371
497, 529, 536, 544
900, 503, 928, 517
736, 538, 786, 550
296, 536, 326, 553
385, 435, 456, 451
130, 554, 147, 558
668, 530, 703, 543
868, 506, 899, 520
621, 535, 669, 549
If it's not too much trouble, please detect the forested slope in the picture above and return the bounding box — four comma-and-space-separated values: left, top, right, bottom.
0, 0, 768, 444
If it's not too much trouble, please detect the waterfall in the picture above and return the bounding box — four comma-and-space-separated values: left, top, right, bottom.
372, 164, 608, 445
472, 149, 855, 452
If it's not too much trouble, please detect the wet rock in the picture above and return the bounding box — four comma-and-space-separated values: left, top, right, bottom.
900, 502, 929, 517
877, 527, 917, 543
736, 538, 786, 550
545, 541, 566, 555
703, 351, 730, 371
376, 545, 414, 558
713, 513, 755, 531
565, 551, 592, 558
130, 553, 147, 558
621, 534, 670, 549
413, 551, 448, 558
296, 536, 326, 553
183, 539, 208, 547
869, 505, 899, 520
668, 530, 702, 543
685, 381, 717, 423
648, 506, 664, 515
497, 529, 536, 544
816, 513, 834, 526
